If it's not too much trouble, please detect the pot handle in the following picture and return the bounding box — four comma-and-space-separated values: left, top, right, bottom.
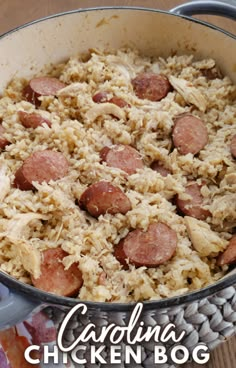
170, 1, 236, 20
0, 283, 41, 330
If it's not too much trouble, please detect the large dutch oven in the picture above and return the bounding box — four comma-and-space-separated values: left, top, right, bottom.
0, 0, 236, 361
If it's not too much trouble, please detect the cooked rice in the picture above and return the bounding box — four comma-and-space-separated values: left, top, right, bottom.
0, 48, 235, 302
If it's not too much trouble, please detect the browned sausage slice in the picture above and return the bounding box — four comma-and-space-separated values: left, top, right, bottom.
93, 92, 129, 108
0, 125, 10, 150
230, 134, 236, 158
109, 97, 130, 108
18, 111, 52, 128
131, 73, 171, 101
31, 248, 83, 296
151, 161, 171, 177
217, 236, 236, 266
92, 91, 109, 103
100, 145, 144, 175
114, 223, 177, 267
172, 114, 208, 155
14, 150, 69, 190
176, 182, 210, 220
23, 77, 66, 106
79, 181, 131, 218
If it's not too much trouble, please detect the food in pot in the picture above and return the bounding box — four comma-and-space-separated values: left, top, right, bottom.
100, 144, 144, 175
131, 73, 172, 101
14, 150, 69, 191
0, 124, 10, 150
93, 90, 130, 107
23, 77, 66, 106
172, 114, 208, 155
150, 161, 171, 177
18, 111, 52, 129
217, 236, 236, 266
31, 248, 83, 296
176, 182, 211, 220
114, 222, 178, 267
79, 181, 132, 217
0, 49, 235, 302
231, 134, 236, 158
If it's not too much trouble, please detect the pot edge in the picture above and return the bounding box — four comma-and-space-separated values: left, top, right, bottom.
1, 269, 235, 311
0, 6, 235, 42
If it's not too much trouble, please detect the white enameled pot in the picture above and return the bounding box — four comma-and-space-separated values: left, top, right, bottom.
0, 2, 235, 349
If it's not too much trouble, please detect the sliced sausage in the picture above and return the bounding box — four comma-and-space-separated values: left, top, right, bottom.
131, 73, 171, 101
176, 182, 210, 220
14, 150, 69, 190
79, 181, 131, 218
18, 111, 52, 128
217, 236, 236, 266
109, 97, 130, 108
172, 114, 208, 155
0, 125, 10, 150
31, 248, 83, 297
23, 77, 66, 106
100, 144, 144, 175
151, 161, 171, 177
93, 91, 109, 103
114, 222, 177, 267
230, 134, 236, 158
93, 92, 129, 108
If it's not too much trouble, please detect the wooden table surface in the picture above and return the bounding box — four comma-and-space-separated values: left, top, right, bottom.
0, 1, 235, 367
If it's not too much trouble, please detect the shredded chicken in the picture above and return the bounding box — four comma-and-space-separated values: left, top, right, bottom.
0, 165, 10, 201
0, 213, 49, 240
107, 55, 136, 79
193, 58, 216, 70
0, 219, 8, 233
220, 173, 236, 186
169, 76, 207, 112
13, 239, 41, 279
0, 213, 48, 278
57, 82, 88, 96
210, 193, 236, 222
185, 216, 228, 256
85, 102, 126, 122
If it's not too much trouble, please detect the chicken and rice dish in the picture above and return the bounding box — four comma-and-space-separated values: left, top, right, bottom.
0, 48, 235, 302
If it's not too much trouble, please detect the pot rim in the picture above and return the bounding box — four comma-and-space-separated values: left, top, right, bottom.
1, 268, 236, 311
0, 6, 235, 311
0, 6, 235, 41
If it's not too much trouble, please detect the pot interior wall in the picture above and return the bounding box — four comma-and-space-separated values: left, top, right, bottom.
0, 8, 235, 91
